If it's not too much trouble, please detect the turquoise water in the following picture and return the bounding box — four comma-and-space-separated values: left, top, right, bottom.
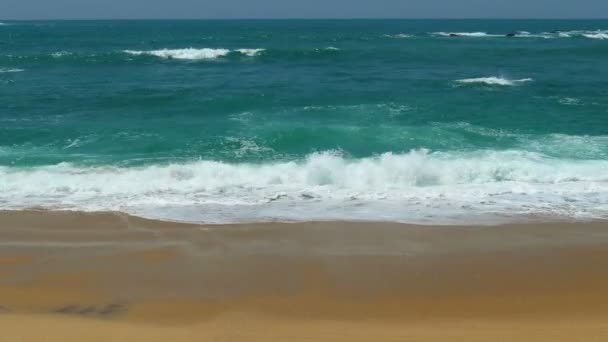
1, 20, 607, 223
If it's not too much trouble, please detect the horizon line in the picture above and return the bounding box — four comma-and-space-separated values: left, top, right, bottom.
2, 17, 608, 21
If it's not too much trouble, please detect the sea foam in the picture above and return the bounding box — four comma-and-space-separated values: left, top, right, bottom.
124, 48, 265, 60
51, 51, 72, 58
1, 150, 607, 224
434, 32, 501, 37
430, 30, 608, 39
583, 32, 608, 40
455, 77, 533, 86
384, 33, 412, 39
0, 68, 24, 73
235, 48, 266, 56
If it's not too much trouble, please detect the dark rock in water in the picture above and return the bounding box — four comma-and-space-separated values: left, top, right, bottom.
506, 33, 516, 37
449, 33, 459, 37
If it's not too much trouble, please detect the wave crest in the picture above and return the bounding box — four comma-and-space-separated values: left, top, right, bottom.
0, 68, 24, 73
235, 48, 266, 56
124, 48, 266, 60
583, 32, 608, 40
1, 150, 607, 223
455, 77, 533, 86
434, 32, 501, 37
124, 48, 231, 60
383, 33, 412, 39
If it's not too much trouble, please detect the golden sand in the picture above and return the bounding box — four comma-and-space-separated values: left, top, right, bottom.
1, 211, 608, 341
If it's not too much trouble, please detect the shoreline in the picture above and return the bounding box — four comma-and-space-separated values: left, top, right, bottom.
2, 210, 608, 340
2, 208, 606, 227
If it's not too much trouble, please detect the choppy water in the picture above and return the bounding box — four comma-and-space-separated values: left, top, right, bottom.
1, 20, 608, 224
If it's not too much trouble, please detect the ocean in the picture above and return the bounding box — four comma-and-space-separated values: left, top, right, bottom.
1, 19, 607, 224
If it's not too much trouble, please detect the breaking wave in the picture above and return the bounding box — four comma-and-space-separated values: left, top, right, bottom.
1, 149, 607, 224
123, 48, 266, 60
433, 32, 502, 37
583, 32, 608, 40
455, 77, 533, 86
383, 33, 412, 39
0, 68, 24, 73
431, 30, 608, 39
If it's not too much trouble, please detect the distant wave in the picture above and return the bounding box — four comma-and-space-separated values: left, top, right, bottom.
317, 46, 340, 52
515, 30, 608, 39
0, 68, 24, 73
558, 97, 583, 106
383, 33, 412, 39
124, 48, 230, 60
430, 30, 608, 39
455, 77, 533, 86
583, 32, 608, 40
51, 51, 73, 58
2, 47, 344, 65
235, 48, 266, 57
124, 48, 266, 60
433, 32, 502, 37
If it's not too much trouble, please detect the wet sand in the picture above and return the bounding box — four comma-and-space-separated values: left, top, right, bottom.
1, 210, 608, 341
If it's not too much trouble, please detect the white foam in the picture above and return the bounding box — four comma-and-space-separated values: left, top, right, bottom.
0, 68, 24, 73
235, 48, 266, 56
313, 47, 341, 53
515, 32, 555, 39
124, 48, 231, 60
384, 33, 412, 39
455, 77, 533, 86
430, 30, 608, 39
553, 30, 608, 39
124, 48, 267, 60
583, 33, 608, 40
434, 32, 500, 37
1, 150, 607, 224
558, 97, 582, 106
51, 51, 72, 58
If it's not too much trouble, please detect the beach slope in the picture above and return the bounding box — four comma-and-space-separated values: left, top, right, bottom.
1, 211, 608, 341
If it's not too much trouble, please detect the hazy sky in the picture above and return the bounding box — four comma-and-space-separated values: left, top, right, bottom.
2, 0, 608, 20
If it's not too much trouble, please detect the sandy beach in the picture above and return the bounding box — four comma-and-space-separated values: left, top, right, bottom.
1, 210, 608, 341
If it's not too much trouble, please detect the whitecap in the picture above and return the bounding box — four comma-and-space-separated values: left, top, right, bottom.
384, 33, 412, 39
583, 33, 608, 40
558, 97, 582, 106
235, 48, 266, 57
433, 32, 500, 37
124, 48, 231, 60
51, 51, 72, 58
0, 68, 24, 73
455, 77, 533, 86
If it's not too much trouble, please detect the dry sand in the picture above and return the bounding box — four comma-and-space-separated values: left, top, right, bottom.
1, 210, 608, 341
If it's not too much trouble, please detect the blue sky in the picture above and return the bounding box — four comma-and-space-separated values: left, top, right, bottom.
2, 0, 608, 19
